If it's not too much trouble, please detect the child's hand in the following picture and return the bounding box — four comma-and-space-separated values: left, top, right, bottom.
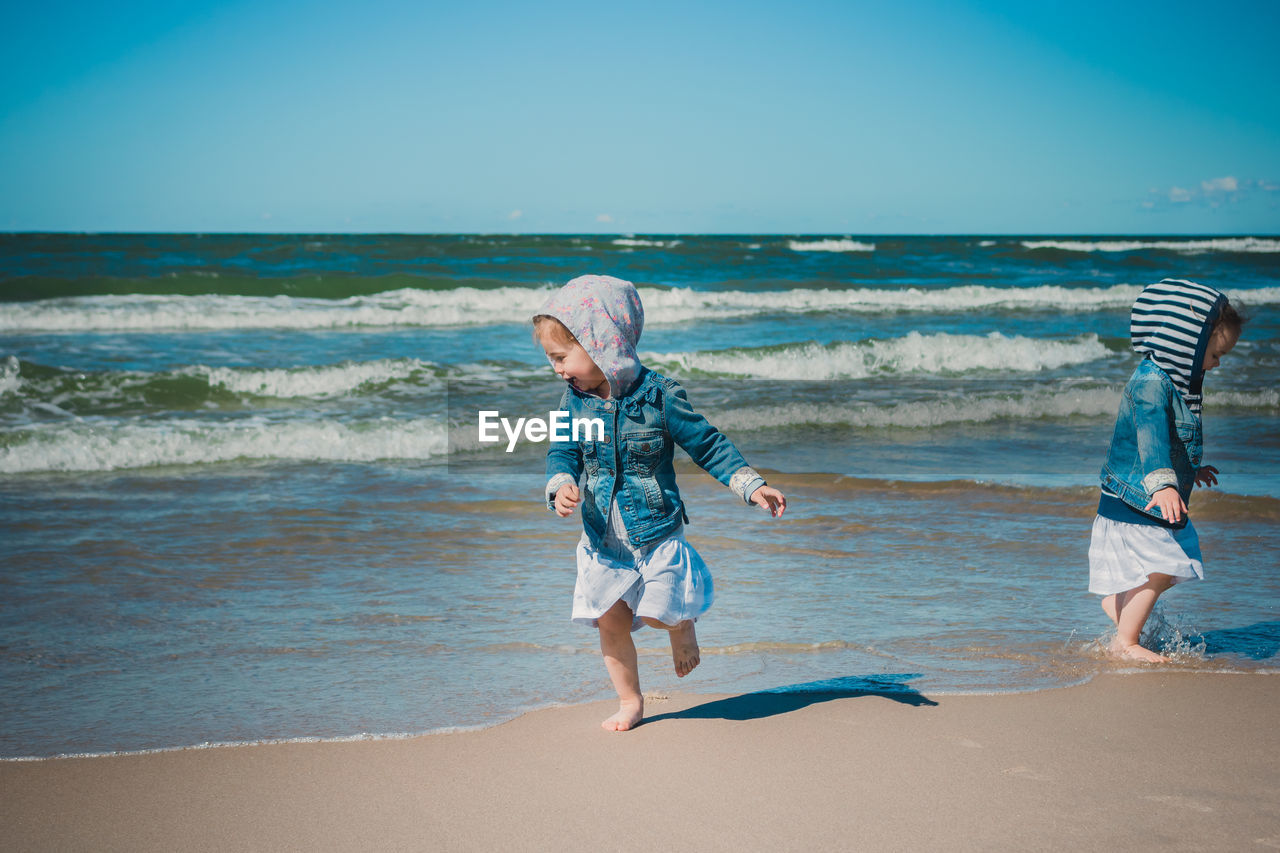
554, 483, 581, 518
750, 486, 787, 518
1144, 486, 1188, 524
1195, 465, 1220, 488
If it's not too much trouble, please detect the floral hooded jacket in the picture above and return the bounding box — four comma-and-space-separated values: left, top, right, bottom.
537, 275, 765, 548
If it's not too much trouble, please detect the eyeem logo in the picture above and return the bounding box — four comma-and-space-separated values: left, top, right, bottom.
477, 410, 605, 452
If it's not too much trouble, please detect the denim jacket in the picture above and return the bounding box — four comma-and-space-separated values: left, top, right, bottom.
1098, 357, 1202, 527
545, 368, 765, 549
1097, 278, 1225, 528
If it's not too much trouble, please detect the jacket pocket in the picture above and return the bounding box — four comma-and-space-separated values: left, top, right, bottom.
622, 430, 663, 475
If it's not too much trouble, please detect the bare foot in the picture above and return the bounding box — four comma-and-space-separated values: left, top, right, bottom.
1100, 594, 1118, 626
669, 620, 700, 677
1110, 639, 1169, 663
601, 698, 643, 732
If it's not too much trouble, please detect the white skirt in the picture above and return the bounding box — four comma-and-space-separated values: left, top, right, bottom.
1088, 515, 1204, 596
572, 529, 713, 631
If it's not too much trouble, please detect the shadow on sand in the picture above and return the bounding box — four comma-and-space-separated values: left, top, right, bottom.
644, 673, 938, 725
1200, 621, 1280, 660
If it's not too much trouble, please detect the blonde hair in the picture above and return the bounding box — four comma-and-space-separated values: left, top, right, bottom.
532, 314, 578, 346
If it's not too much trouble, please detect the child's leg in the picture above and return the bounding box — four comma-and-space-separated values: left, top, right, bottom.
1110, 573, 1175, 662
597, 599, 644, 731
640, 617, 700, 677
1100, 594, 1119, 625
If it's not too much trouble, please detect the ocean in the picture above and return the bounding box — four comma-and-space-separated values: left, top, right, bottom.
2, 233, 1278, 759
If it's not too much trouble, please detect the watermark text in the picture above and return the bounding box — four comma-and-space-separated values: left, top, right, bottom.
477, 410, 605, 452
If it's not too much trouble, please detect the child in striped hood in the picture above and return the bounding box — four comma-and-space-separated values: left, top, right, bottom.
1089, 279, 1244, 662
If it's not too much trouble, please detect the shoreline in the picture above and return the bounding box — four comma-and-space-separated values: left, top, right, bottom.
3, 671, 1277, 851
4, 668, 1275, 763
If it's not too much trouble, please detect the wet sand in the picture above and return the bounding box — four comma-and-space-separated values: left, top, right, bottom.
2, 672, 1277, 851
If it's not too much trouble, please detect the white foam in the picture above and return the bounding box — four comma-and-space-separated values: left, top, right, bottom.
2, 359, 550, 418
0, 355, 21, 396
710, 386, 1123, 431
638, 284, 1148, 322
1207, 389, 1280, 410
611, 238, 682, 248
0, 417, 448, 473
788, 238, 876, 252
4, 284, 1277, 332
202, 359, 433, 399
645, 332, 1116, 380
1021, 237, 1280, 253
0, 287, 555, 332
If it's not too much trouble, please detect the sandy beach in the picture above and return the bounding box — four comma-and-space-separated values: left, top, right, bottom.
2, 672, 1277, 851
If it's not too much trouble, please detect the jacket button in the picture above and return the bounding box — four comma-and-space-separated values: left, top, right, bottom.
641, 443, 649, 450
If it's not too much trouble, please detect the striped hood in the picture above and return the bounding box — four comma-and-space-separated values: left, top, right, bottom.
1130, 278, 1226, 415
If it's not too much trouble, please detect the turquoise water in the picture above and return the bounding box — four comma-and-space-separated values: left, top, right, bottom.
1, 234, 1278, 758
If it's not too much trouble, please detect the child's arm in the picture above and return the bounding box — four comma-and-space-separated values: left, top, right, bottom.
1144, 486, 1187, 524
662, 381, 782, 513
1161, 464, 1221, 521
545, 388, 583, 516
1130, 379, 1178, 499
551, 483, 581, 517
749, 485, 787, 518
1130, 378, 1187, 522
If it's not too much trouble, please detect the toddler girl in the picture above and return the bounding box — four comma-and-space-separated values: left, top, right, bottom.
1090, 278, 1243, 661
534, 274, 786, 731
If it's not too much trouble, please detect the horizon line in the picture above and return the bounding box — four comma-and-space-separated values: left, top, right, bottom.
3, 230, 1278, 238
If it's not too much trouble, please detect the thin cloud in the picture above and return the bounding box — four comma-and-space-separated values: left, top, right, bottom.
1140, 175, 1276, 211
1201, 176, 1238, 193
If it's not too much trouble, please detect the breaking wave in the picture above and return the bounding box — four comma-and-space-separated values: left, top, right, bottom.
711, 387, 1124, 431
0, 356, 546, 416
788, 238, 876, 252
6, 285, 1279, 331
1021, 237, 1280, 253
0, 417, 448, 473
645, 332, 1116, 380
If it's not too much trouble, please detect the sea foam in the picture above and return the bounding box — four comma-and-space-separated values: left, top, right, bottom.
640, 284, 1144, 323
5, 284, 1279, 332
0, 288, 553, 332
0, 358, 542, 415
0, 356, 21, 396
1208, 389, 1280, 410
202, 359, 435, 399
788, 238, 876, 252
710, 386, 1124, 431
611, 238, 682, 248
0, 417, 448, 473
1021, 237, 1280, 253
645, 332, 1116, 380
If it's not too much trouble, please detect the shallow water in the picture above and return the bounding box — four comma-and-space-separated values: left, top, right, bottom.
2, 234, 1277, 757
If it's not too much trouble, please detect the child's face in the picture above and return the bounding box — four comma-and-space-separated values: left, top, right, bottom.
538, 328, 609, 398
1201, 327, 1239, 373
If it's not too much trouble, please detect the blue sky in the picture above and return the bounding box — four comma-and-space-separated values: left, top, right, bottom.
1, 0, 1278, 234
